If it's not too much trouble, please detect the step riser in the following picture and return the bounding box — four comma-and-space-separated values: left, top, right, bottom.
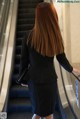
18, 19, 34, 25
19, 4, 37, 8
18, 8, 35, 14
17, 31, 26, 38
10, 91, 30, 98
15, 58, 20, 65
16, 40, 22, 46
8, 106, 32, 113
18, 14, 35, 19
19, 0, 43, 4
17, 25, 34, 31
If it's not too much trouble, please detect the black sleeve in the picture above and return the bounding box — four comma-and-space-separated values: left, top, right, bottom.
19, 31, 30, 75
56, 53, 73, 72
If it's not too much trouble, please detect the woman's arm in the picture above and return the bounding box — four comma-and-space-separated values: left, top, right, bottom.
56, 53, 80, 76
56, 53, 73, 72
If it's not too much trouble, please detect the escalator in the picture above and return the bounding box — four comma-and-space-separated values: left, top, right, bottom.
0, 0, 80, 119
7, 0, 64, 119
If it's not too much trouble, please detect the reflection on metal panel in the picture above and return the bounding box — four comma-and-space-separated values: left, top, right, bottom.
54, 57, 75, 119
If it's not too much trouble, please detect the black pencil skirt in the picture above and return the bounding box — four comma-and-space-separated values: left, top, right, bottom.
28, 79, 57, 117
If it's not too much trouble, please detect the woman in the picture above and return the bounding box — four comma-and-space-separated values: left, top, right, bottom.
20, 2, 80, 119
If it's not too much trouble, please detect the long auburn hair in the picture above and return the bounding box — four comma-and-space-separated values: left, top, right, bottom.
28, 2, 64, 57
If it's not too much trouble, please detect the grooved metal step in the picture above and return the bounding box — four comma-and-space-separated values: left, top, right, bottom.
7, 112, 33, 119
19, 2, 38, 6
19, 0, 43, 4
18, 13, 35, 19
19, 0, 43, 3
17, 24, 34, 31
19, 3, 37, 8
18, 8, 35, 14
18, 18, 34, 25
8, 98, 32, 113
15, 55, 21, 63
17, 31, 26, 38
16, 39, 22, 45
10, 84, 30, 98
16, 46, 22, 54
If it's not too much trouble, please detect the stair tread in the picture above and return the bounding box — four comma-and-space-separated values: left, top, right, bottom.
19, 4, 37, 8
7, 112, 32, 119
19, 0, 43, 2
19, 0, 43, 3
14, 64, 20, 68
9, 98, 31, 106
18, 13, 35, 15
19, 2, 38, 5
18, 18, 34, 21
18, 8, 35, 13
17, 18, 34, 25
15, 55, 21, 63
17, 24, 33, 27
18, 13, 35, 19
11, 84, 29, 91
16, 38, 23, 41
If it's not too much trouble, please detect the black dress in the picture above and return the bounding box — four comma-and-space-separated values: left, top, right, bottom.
20, 30, 73, 117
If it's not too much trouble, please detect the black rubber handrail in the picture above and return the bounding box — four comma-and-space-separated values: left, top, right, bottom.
72, 72, 80, 82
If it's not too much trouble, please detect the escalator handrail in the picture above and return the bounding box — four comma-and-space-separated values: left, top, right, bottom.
72, 72, 80, 82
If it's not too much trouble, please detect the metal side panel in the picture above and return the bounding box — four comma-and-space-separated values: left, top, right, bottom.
61, 67, 80, 119
0, 0, 19, 112
54, 57, 75, 119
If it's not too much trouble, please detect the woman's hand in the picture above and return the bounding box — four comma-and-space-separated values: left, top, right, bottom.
72, 67, 80, 77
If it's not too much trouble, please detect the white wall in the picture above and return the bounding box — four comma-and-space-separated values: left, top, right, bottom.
62, 3, 80, 66
70, 4, 80, 64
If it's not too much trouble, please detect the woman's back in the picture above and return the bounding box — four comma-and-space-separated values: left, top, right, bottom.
28, 44, 57, 84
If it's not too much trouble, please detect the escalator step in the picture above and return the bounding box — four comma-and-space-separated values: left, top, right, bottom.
19, 0, 43, 3
14, 55, 21, 65
18, 18, 34, 25
15, 54, 21, 59
16, 38, 23, 42
13, 68, 19, 74
14, 64, 20, 72
17, 31, 26, 38
19, 2, 38, 8
16, 39, 22, 46
18, 13, 35, 19
10, 84, 30, 98
18, 8, 35, 14
16, 46, 22, 54
8, 98, 32, 113
7, 112, 33, 119
17, 24, 34, 31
